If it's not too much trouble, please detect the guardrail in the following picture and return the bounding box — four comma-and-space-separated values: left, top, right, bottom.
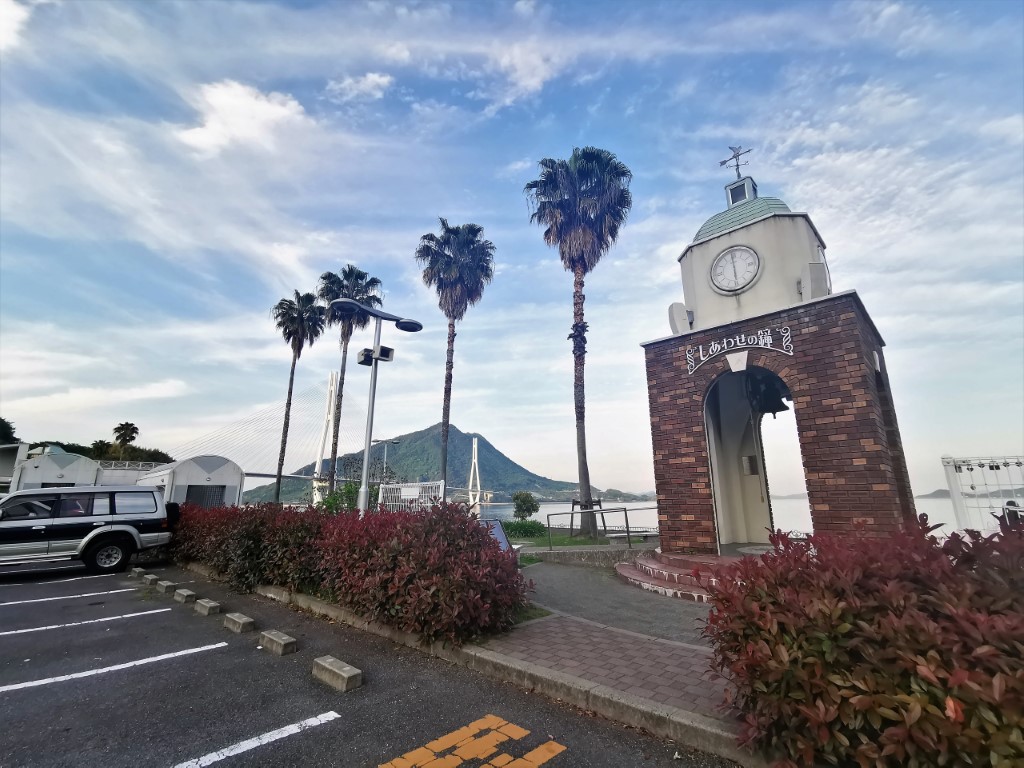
544, 505, 659, 551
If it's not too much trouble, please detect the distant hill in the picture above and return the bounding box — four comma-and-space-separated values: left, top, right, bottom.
244, 423, 586, 503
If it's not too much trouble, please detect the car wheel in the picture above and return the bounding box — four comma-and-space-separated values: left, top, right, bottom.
85, 539, 133, 573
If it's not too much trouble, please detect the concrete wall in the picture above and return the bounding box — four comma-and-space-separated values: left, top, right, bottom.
672, 215, 828, 333
644, 292, 916, 555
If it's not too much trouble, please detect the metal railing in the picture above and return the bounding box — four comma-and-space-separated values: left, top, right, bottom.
544, 505, 659, 550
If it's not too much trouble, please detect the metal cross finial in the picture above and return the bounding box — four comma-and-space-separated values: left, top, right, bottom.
720, 146, 752, 180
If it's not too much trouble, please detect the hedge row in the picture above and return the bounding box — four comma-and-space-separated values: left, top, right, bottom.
701, 517, 1024, 767
172, 502, 529, 644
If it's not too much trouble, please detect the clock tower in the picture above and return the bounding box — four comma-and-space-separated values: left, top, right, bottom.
641, 150, 916, 560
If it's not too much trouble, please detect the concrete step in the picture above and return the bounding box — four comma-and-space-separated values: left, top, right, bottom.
613, 563, 711, 603
653, 551, 741, 573
633, 556, 720, 589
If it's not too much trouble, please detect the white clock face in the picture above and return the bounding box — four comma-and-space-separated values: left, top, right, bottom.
710, 246, 760, 293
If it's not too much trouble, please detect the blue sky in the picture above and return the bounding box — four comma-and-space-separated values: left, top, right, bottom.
1, 0, 1021, 496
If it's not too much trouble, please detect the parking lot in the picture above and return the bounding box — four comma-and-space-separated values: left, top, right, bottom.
0, 562, 731, 768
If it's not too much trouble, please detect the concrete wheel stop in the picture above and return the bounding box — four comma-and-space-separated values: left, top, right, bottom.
313, 655, 362, 692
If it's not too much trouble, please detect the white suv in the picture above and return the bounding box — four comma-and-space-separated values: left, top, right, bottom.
0, 486, 173, 573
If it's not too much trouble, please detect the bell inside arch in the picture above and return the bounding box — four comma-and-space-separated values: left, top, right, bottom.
745, 368, 792, 418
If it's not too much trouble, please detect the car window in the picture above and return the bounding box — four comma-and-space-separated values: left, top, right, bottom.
92, 494, 111, 515
1, 496, 59, 521
57, 494, 94, 518
113, 492, 157, 515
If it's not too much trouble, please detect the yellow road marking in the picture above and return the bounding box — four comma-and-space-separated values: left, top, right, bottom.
380, 715, 566, 768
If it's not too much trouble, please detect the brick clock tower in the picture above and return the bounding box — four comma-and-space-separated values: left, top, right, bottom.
643, 151, 916, 556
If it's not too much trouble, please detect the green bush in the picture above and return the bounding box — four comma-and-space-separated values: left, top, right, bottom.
503, 519, 546, 538
701, 517, 1024, 767
511, 491, 540, 521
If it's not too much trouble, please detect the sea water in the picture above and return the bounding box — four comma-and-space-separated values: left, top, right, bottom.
481, 497, 963, 537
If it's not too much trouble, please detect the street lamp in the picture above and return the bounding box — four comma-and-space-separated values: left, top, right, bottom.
330, 298, 422, 511
372, 438, 400, 482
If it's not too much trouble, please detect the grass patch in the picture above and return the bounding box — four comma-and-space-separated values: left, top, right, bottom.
514, 603, 552, 624
518, 554, 542, 566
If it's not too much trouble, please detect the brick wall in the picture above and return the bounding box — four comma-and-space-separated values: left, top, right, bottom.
644, 292, 916, 554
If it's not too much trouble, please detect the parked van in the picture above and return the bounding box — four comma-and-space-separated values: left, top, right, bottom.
0, 486, 172, 573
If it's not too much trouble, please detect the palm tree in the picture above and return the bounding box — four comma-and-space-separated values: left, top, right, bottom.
524, 146, 633, 537
317, 265, 384, 493
415, 218, 495, 499
112, 422, 139, 460
91, 439, 113, 460
272, 290, 326, 503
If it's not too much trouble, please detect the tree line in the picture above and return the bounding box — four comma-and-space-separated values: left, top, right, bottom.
271, 146, 633, 535
0, 417, 172, 463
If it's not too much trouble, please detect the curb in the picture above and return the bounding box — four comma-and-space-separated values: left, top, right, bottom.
178, 562, 763, 767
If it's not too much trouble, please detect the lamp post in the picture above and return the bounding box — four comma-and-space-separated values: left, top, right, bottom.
372, 438, 400, 482
330, 298, 422, 511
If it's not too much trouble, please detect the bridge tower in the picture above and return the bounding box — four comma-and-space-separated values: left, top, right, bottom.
467, 437, 481, 510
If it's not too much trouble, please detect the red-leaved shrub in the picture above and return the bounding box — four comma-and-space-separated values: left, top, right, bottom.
701, 517, 1024, 767
172, 502, 527, 644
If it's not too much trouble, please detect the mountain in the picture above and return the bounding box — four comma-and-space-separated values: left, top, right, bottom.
244, 423, 583, 503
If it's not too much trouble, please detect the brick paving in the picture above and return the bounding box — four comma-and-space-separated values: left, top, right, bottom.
484, 613, 733, 722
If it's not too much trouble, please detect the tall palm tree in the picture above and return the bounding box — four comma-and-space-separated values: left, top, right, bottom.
415, 218, 495, 499
272, 290, 326, 503
524, 146, 632, 537
317, 265, 384, 494
112, 422, 139, 460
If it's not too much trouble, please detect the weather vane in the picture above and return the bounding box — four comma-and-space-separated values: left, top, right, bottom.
720, 146, 752, 180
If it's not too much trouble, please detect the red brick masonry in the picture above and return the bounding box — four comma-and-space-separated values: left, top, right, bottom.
644, 292, 915, 554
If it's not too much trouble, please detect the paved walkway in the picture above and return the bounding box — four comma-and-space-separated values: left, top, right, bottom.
523, 561, 709, 646
482, 561, 735, 726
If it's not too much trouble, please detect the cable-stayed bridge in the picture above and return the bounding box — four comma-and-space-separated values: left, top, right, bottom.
167, 377, 366, 488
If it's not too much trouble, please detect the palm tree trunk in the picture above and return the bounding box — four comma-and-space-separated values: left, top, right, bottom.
327, 331, 350, 494
571, 266, 597, 538
274, 349, 298, 503
440, 319, 456, 502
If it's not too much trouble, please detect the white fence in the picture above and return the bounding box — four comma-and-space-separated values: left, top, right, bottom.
942, 455, 1024, 533
379, 481, 444, 512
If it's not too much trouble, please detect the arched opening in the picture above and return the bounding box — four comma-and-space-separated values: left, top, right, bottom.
704, 365, 800, 554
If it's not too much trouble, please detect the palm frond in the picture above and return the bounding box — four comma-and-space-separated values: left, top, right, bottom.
272, 289, 326, 359
415, 218, 495, 322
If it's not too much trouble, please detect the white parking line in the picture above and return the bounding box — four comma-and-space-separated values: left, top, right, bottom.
171, 711, 341, 768
0, 608, 172, 636
0, 642, 228, 692
0, 573, 115, 588
0, 588, 136, 607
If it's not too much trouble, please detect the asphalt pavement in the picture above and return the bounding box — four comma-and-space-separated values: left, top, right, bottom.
0, 562, 737, 768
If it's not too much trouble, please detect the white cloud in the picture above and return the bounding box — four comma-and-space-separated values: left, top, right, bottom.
979, 115, 1024, 144
513, 0, 536, 17
496, 158, 533, 179
0, 0, 30, 52
176, 80, 312, 155
5, 380, 191, 415
325, 72, 395, 102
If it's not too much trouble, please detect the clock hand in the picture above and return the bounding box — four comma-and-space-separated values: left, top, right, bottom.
731, 258, 738, 283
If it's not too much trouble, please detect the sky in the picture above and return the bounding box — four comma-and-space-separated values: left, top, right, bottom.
1, 0, 1022, 497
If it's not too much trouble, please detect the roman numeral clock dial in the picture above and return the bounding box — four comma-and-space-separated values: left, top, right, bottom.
710, 246, 760, 293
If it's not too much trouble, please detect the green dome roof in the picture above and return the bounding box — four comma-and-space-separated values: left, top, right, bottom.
694, 196, 791, 242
